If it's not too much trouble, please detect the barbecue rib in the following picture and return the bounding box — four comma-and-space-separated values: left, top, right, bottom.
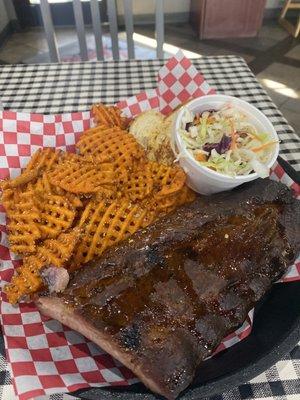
37, 179, 300, 399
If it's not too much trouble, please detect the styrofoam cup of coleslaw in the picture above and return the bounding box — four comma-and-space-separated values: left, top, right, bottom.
173, 95, 279, 195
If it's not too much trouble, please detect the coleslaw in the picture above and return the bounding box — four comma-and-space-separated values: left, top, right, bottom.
179, 105, 278, 178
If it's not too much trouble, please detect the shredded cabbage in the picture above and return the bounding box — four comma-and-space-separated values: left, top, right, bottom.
179, 105, 278, 177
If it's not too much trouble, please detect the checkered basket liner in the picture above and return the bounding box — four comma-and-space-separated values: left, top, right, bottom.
0, 51, 299, 400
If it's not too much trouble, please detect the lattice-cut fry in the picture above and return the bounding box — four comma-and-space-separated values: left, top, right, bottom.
25, 148, 63, 173
73, 199, 148, 265
9, 169, 40, 188
153, 185, 196, 214
36, 192, 76, 239
150, 162, 186, 196
93, 186, 119, 203
77, 200, 94, 229
36, 227, 80, 267
35, 173, 83, 208
58, 151, 85, 165
4, 261, 44, 304
35, 172, 52, 193
1, 186, 16, 211
7, 189, 41, 255
0, 169, 39, 198
76, 126, 145, 170
123, 163, 153, 202
177, 185, 197, 205
48, 156, 115, 194
4, 228, 80, 303
55, 187, 83, 209
92, 103, 129, 129
0, 179, 8, 192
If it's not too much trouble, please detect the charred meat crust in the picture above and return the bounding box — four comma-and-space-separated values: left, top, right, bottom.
36, 297, 173, 399
37, 178, 300, 400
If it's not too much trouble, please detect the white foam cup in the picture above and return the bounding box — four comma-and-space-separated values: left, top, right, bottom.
173, 95, 279, 195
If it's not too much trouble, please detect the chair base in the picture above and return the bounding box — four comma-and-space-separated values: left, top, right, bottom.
278, 0, 300, 38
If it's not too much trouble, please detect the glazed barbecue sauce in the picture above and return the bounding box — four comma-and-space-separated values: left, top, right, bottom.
62, 204, 282, 342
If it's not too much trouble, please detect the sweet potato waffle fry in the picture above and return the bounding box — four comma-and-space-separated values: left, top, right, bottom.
7, 169, 39, 188
48, 156, 115, 194
25, 148, 63, 173
150, 162, 186, 196
35, 228, 80, 267
7, 188, 41, 255
92, 103, 129, 129
35, 173, 83, 209
123, 163, 154, 202
76, 126, 145, 167
36, 193, 76, 239
153, 185, 196, 215
4, 262, 44, 304
5, 229, 80, 304
1, 186, 16, 211
72, 199, 150, 265
2, 103, 195, 303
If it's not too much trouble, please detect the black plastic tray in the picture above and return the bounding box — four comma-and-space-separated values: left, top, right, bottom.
71, 156, 300, 400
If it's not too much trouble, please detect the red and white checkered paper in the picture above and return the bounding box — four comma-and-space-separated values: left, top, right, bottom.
0, 51, 299, 400
117, 50, 215, 117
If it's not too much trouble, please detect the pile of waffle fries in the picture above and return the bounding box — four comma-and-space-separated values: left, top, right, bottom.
1, 104, 195, 304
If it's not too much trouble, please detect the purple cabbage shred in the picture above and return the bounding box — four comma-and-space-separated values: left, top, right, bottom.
203, 135, 232, 155
185, 122, 193, 131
